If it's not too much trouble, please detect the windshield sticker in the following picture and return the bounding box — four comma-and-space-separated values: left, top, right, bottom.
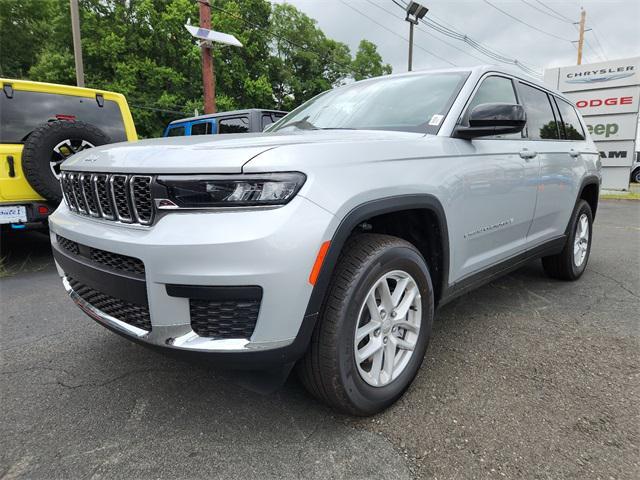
429, 114, 444, 126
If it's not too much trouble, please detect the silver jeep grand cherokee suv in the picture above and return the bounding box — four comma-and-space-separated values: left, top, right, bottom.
50, 66, 601, 415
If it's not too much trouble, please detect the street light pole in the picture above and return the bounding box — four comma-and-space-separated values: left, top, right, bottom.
408, 21, 414, 71
199, 0, 216, 114
405, 2, 428, 72
69, 0, 84, 87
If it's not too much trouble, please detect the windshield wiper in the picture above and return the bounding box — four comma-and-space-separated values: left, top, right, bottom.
278, 116, 318, 131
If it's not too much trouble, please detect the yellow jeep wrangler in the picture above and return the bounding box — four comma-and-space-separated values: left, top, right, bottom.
0, 79, 137, 231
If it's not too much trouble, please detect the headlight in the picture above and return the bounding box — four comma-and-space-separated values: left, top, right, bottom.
156, 172, 306, 208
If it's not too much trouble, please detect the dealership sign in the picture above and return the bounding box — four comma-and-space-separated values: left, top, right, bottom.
564, 86, 640, 116
597, 140, 636, 168
584, 113, 639, 141
545, 57, 639, 190
544, 57, 640, 92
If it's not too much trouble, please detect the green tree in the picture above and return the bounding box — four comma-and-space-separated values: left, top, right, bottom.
0, 0, 70, 78
2, 0, 391, 137
269, 3, 351, 110
351, 39, 392, 81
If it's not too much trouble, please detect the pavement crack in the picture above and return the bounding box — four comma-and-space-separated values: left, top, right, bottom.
590, 269, 639, 299
54, 368, 168, 390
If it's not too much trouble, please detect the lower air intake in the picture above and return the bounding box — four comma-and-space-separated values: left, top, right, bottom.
190, 299, 260, 339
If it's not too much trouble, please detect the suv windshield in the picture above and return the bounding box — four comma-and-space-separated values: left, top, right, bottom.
270, 72, 469, 134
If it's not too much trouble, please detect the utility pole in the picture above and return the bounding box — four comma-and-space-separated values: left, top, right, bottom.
69, 0, 84, 87
576, 8, 586, 65
199, 0, 216, 113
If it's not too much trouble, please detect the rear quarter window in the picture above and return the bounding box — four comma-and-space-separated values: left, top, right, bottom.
0, 89, 127, 143
554, 98, 586, 140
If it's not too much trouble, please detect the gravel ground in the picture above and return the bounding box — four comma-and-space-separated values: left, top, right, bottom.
1, 200, 638, 479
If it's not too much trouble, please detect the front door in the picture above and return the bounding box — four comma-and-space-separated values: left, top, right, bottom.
448, 75, 539, 282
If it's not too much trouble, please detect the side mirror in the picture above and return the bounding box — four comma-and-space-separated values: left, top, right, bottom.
454, 103, 526, 139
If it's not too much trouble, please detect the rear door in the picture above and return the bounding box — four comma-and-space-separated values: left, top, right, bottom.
449, 75, 540, 281
526, 93, 592, 243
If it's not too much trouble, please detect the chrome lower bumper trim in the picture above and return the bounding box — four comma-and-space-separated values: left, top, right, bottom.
62, 276, 294, 353
63, 276, 149, 338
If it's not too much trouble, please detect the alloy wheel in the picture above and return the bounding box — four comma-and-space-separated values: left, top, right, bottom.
573, 213, 590, 267
353, 270, 422, 387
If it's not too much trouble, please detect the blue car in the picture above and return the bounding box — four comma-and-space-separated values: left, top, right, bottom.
163, 109, 287, 137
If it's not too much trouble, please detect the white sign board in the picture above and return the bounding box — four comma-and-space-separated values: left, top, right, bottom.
565, 86, 640, 116
597, 140, 636, 167
185, 25, 243, 47
545, 57, 640, 92
584, 113, 639, 141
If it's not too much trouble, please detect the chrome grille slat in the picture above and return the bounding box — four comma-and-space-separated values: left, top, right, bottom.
60, 171, 154, 226
94, 174, 115, 220
81, 173, 100, 217
130, 176, 153, 225
111, 175, 133, 223
70, 173, 87, 213
61, 173, 77, 211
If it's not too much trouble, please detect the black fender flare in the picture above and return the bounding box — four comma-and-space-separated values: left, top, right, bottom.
575, 174, 600, 221
288, 194, 450, 361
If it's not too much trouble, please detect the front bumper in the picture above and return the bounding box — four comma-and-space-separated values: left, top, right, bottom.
49, 196, 334, 366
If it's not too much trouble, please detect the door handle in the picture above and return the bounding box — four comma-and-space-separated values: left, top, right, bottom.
569, 149, 580, 158
519, 149, 537, 160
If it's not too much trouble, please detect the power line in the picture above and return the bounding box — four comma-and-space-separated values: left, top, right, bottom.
364, 0, 487, 64
338, 0, 456, 66
532, 0, 574, 23
130, 104, 189, 115
391, 0, 542, 77
519, 0, 571, 23
589, 29, 609, 61
482, 0, 574, 43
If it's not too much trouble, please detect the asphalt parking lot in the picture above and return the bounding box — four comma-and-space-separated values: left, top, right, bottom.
1, 199, 638, 480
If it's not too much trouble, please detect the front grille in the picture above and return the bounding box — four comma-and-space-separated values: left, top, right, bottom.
57, 235, 79, 255
60, 171, 154, 225
68, 276, 151, 331
190, 299, 260, 339
90, 247, 145, 276
56, 235, 145, 276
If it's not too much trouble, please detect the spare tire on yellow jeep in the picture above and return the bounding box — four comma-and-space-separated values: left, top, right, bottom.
21, 120, 110, 203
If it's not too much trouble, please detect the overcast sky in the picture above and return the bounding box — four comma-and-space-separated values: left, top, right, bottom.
274, 0, 640, 77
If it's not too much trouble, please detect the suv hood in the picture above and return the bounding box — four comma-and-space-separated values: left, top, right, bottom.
61, 129, 424, 174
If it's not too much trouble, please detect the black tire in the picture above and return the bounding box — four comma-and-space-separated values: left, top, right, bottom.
21, 121, 110, 203
631, 168, 640, 184
542, 200, 593, 281
297, 233, 434, 416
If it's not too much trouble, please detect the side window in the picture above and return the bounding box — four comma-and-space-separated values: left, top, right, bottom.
554, 98, 586, 140
463, 76, 518, 123
166, 125, 185, 137
218, 116, 249, 134
517, 83, 560, 140
261, 113, 278, 130
190, 121, 211, 136
462, 76, 521, 139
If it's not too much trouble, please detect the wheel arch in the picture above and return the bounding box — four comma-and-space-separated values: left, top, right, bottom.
577, 175, 600, 221
304, 194, 450, 319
